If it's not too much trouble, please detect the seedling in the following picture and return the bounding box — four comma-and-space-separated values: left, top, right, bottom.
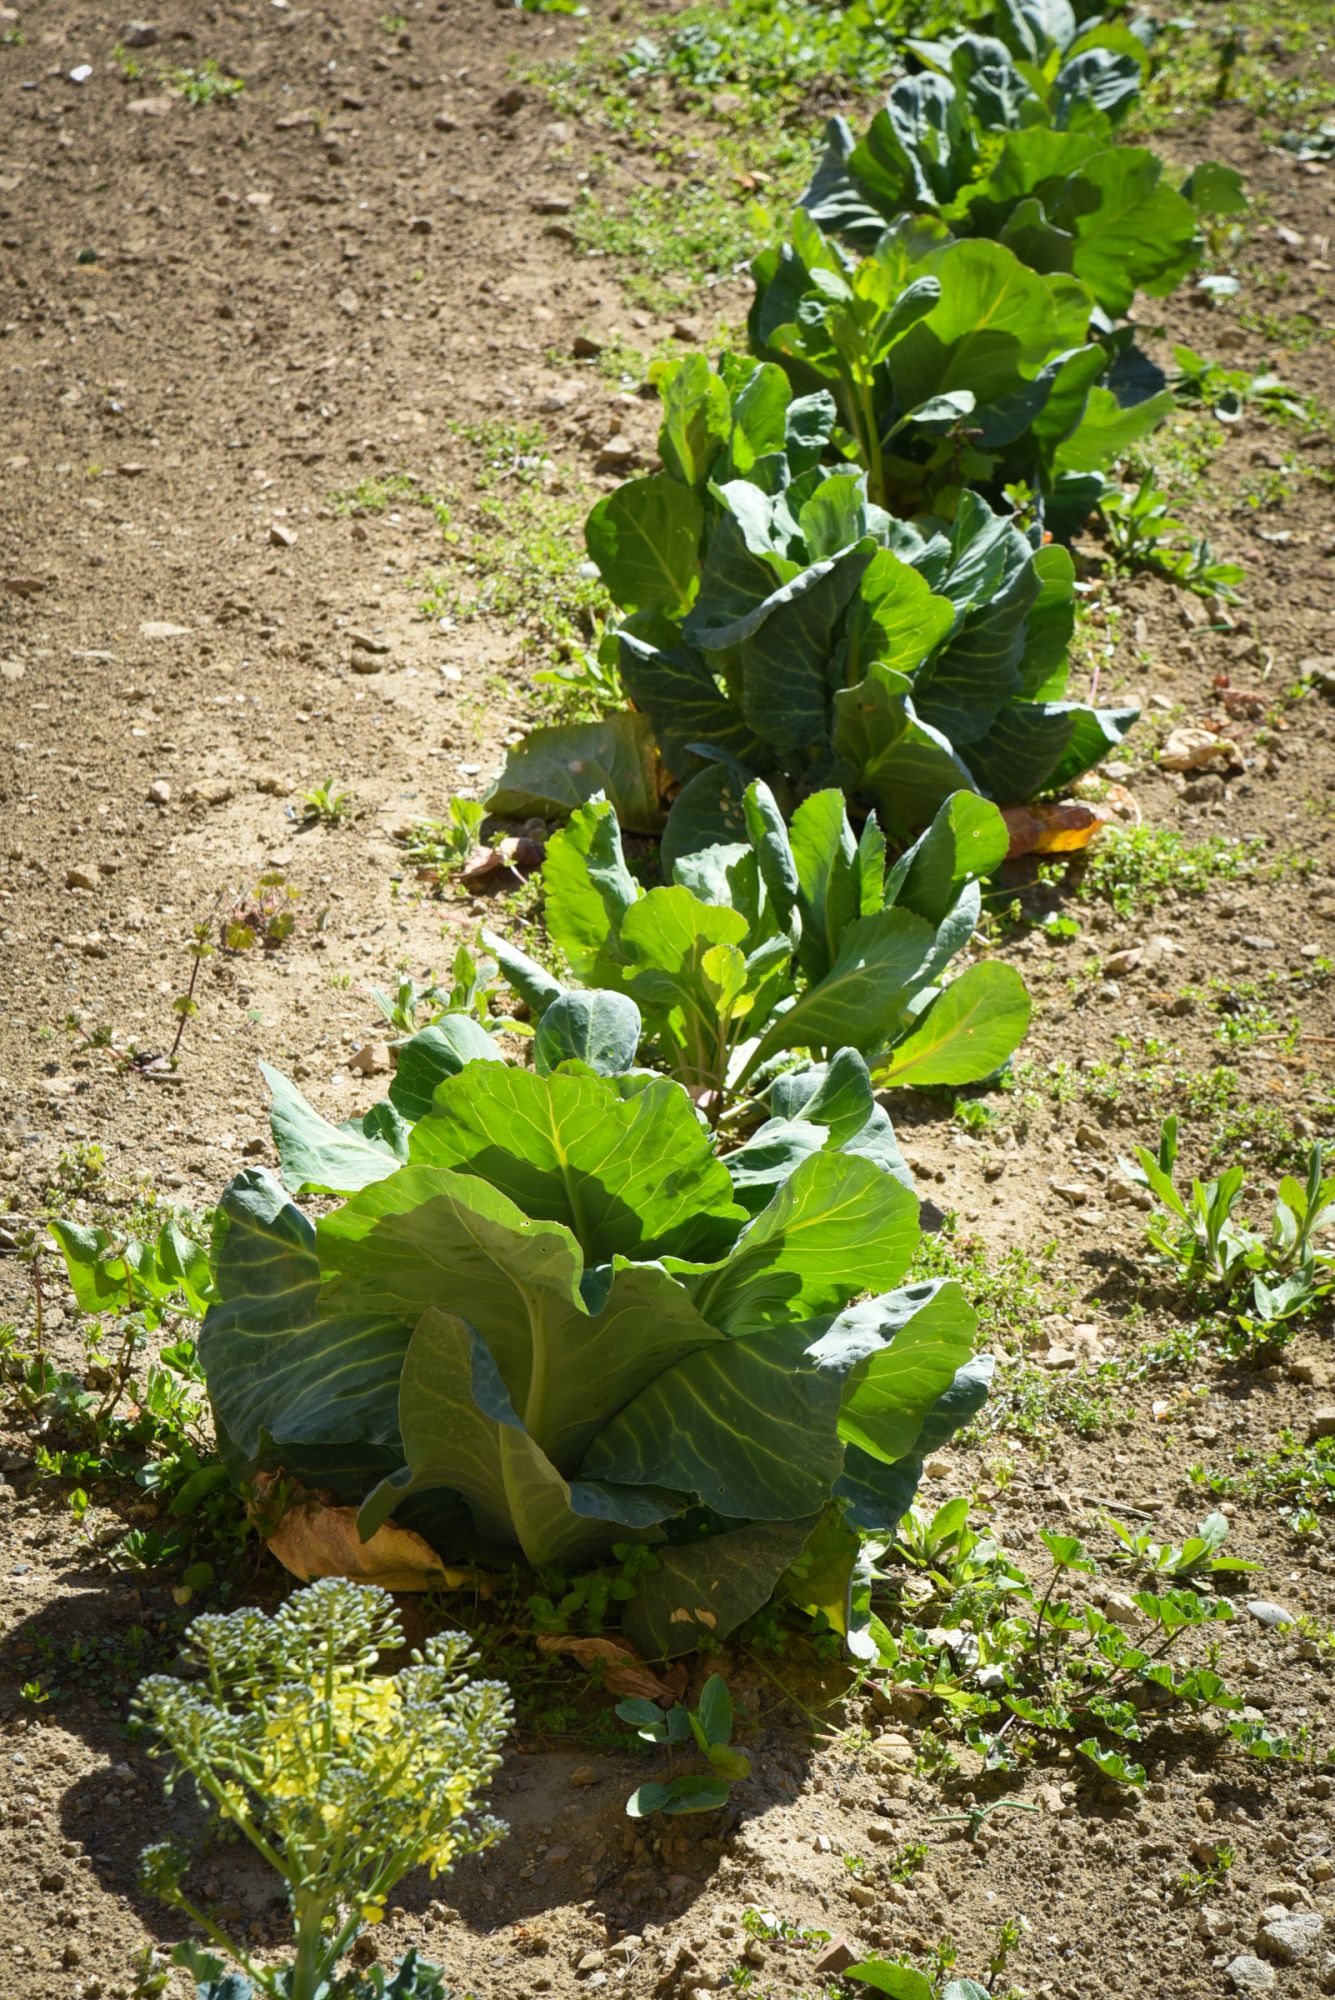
402, 797, 486, 877
300, 778, 351, 825
617, 1673, 751, 1816
222, 872, 299, 952
1099, 472, 1245, 600
867, 1504, 1297, 1787
1122, 1116, 1335, 1340
848, 1913, 1029, 1998
168, 59, 244, 105
1177, 1841, 1235, 1901
1105, 1510, 1258, 1586
368, 944, 505, 1038
166, 917, 216, 1065
929, 1796, 1037, 1843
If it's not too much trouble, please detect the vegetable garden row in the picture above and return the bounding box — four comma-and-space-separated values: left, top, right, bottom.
35, 5, 1332, 1997
162, 0, 1246, 1644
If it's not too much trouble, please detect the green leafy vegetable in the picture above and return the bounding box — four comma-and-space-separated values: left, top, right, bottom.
201, 1058, 981, 1657
496, 783, 1027, 1109
487, 355, 1134, 835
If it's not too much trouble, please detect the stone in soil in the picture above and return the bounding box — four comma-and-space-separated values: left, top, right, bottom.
1245, 1599, 1295, 1628
1258, 1912, 1325, 1965
1226, 1955, 1276, 1994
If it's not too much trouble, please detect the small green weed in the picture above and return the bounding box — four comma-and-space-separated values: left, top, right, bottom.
1189, 1432, 1335, 1515
912, 1217, 1074, 1357
400, 797, 486, 878
618, 1672, 751, 1817
1099, 472, 1245, 599
367, 943, 507, 1038
222, 872, 299, 952
865, 1506, 1301, 1786
300, 778, 351, 825
1050, 826, 1265, 919
1123, 1116, 1335, 1347
169, 58, 244, 106
330, 473, 421, 517
1177, 1842, 1235, 1901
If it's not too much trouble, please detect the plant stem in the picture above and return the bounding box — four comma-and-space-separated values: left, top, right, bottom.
167, 945, 206, 1065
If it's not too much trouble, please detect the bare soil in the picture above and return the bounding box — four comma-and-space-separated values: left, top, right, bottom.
1, 6, 1334, 2000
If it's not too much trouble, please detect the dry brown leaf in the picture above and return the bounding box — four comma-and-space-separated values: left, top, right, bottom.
1001, 801, 1107, 860
255, 1476, 492, 1595
459, 835, 543, 886
536, 1634, 680, 1702
1159, 725, 1242, 772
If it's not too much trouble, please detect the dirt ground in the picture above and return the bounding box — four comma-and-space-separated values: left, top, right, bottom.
2, 2, 1335, 1997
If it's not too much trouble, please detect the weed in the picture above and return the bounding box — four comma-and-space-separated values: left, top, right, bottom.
222, 872, 299, 952
419, 484, 607, 646
865, 1506, 1301, 1786
888, 1837, 928, 1883
618, 1672, 751, 1816
1049, 826, 1265, 919
847, 1917, 1029, 1999
532, 624, 626, 721
1099, 472, 1245, 599
330, 473, 421, 517
1177, 1842, 1235, 1901
1135, 2, 1335, 146
300, 778, 351, 825
367, 944, 507, 1038
570, 170, 797, 317
1123, 1116, 1335, 1347
1171, 346, 1314, 425
912, 1217, 1074, 1358
2, 1200, 248, 1599
1189, 1432, 1335, 1515
166, 917, 215, 1067
400, 797, 486, 878
538, 0, 919, 131
168, 58, 244, 106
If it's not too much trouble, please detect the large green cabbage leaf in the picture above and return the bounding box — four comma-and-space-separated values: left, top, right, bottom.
201, 1060, 984, 1655
799, 30, 1241, 317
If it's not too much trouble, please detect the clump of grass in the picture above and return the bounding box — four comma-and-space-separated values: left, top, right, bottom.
330, 473, 421, 517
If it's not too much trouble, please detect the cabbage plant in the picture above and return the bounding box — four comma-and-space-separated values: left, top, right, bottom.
487, 352, 1133, 834
800, 30, 1243, 317
486, 784, 1029, 1109
202, 1057, 986, 1657
748, 215, 1171, 526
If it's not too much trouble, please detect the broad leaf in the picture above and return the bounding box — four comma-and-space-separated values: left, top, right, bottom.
585, 474, 703, 617
264, 1063, 407, 1197
874, 962, 1031, 1087
404, 1063, 747, 1265
533, 990, 642, 1078
485, 713, 661, 833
